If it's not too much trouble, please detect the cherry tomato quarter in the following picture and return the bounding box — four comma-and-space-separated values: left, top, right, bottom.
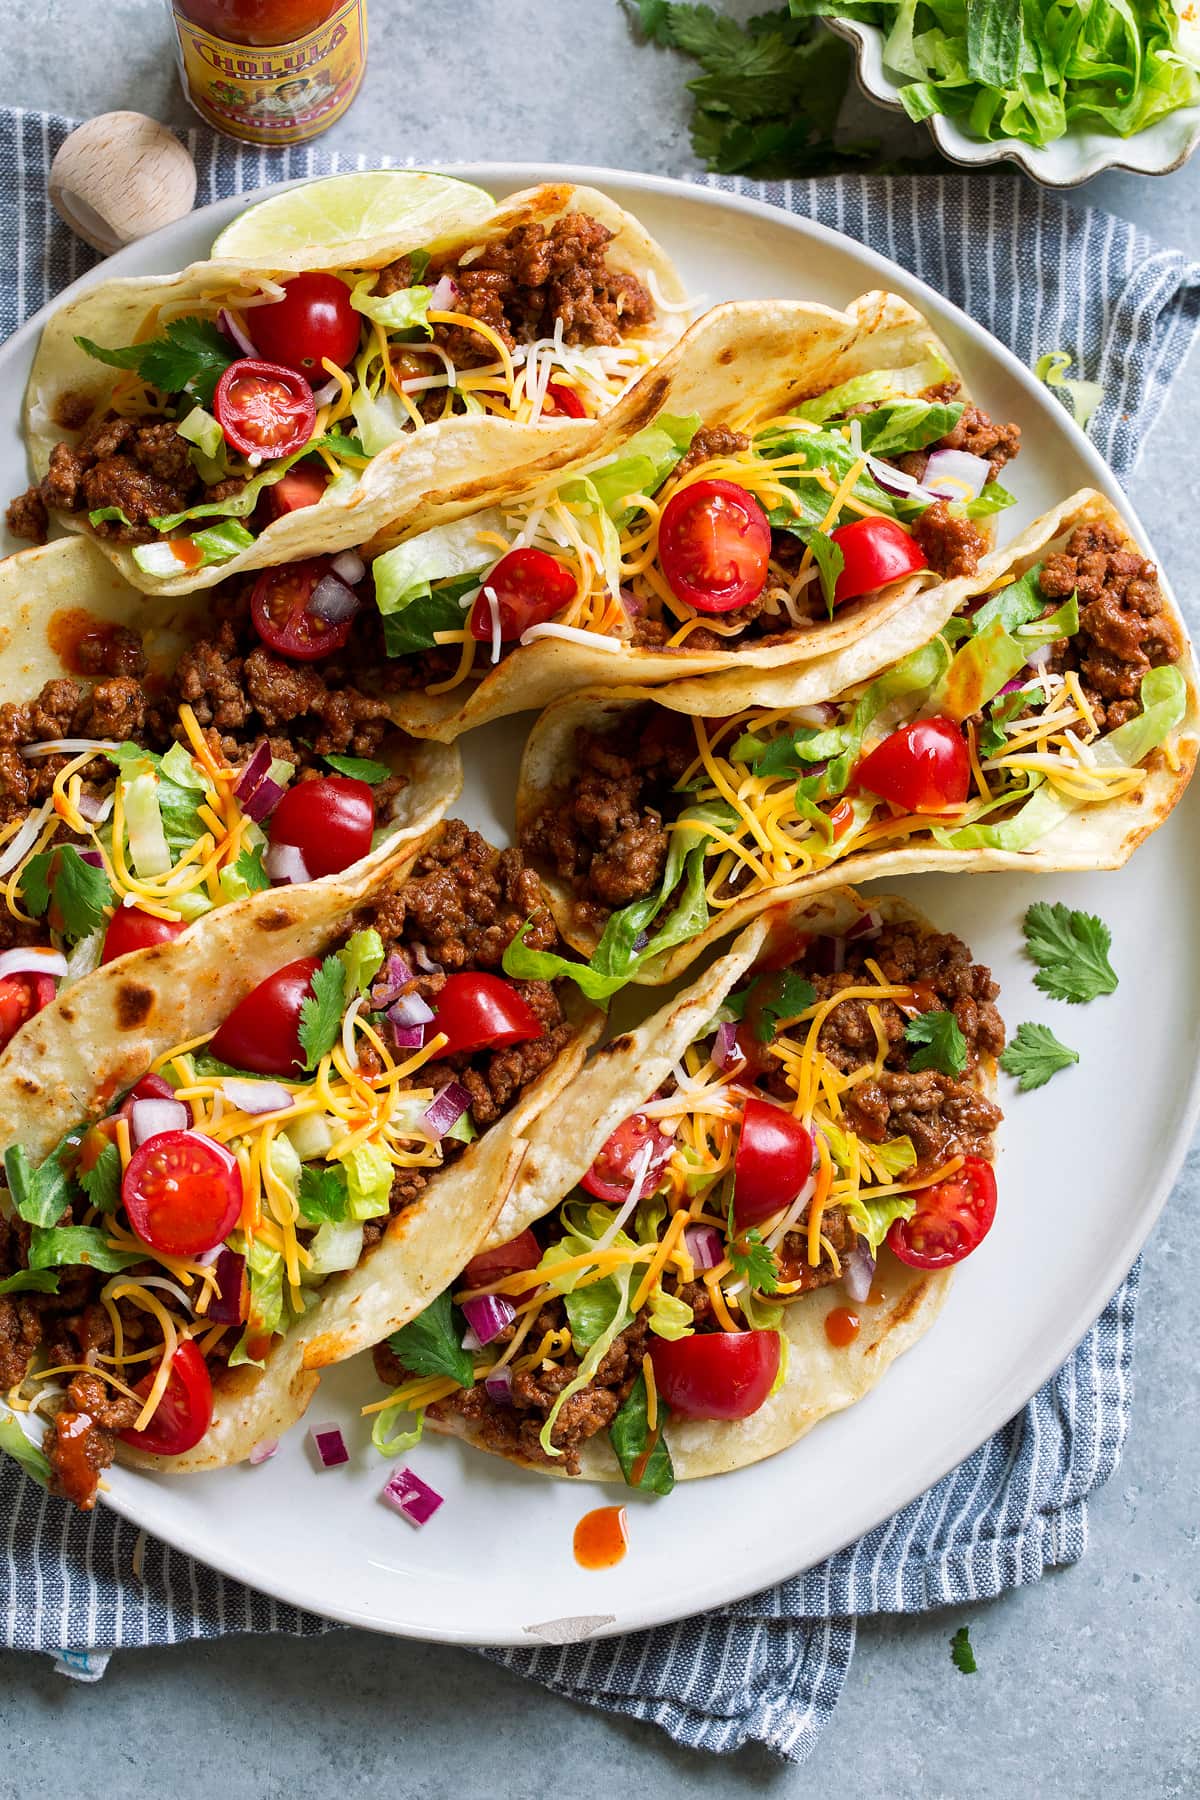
267, 462, 328, 517
887, 1156, 997, 1270
733, 1096, 814, 1232
101, 907, 187, 966
431, 974, 543, 1058
267, 776, 375, 880
544, 381, 586, 419
854, 715, 970, 814
658, 478, 771, 614
468, 547, 576, 643
209, 954, 323, 1076
650, 1330, 780, 1421
122, 1129, 244, 1257
250, 557, 355, 661
117, 1338, 214, 1458
580, 1112, 675, 1205
214, 358, 316, 459
250, 273, 360, 377
463, 1227, 542, 1290
830, 516, 928, 606
0, 972, 56, 1053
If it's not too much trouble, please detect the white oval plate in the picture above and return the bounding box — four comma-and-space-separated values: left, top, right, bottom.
2, 166, 1196, 1646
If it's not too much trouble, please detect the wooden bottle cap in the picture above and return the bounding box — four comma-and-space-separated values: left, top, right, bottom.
49, 112, 198, 256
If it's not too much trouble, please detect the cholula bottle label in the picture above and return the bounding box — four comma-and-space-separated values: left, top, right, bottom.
171, 0, 367, 146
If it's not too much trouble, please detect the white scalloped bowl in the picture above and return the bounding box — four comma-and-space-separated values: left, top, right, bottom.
829, 15, 1200, 185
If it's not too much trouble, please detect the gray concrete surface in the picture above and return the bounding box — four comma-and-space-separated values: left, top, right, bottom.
3, 3, 1198, 1794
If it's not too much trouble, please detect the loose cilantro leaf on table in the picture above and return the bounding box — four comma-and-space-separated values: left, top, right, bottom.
297, 955, 347, 1071
903, 1009, 967, 1077
76, 317, 235, 406
1023, 902, 1117, 1004
950, 1624, 977, 1674
386, 1288, 474, 1389
999, 1022, 1079, 1092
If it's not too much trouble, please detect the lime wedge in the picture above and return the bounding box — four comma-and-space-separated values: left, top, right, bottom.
210, 170, 496, 268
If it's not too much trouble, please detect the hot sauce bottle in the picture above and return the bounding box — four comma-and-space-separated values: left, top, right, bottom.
168, 0, 367, 145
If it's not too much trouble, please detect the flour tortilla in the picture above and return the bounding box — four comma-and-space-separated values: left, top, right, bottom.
365, 292, 992, 741
22, 184, 689, 596
424, 890, 979, 1482
0, 821, 605, 1473
518, 488, 1200, 985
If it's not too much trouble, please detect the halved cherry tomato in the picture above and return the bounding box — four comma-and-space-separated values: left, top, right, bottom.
267, 776, 375, 880
250, 557, 355, 661
463, 1227, 542, 1290
830, 516, 928, 606
431, 973, 543, 1058
854, 716, 970, 814
122, 1129, 244, 1257
101, 906, 186, 965
0, 971, 56, 1053
209, 954, 323, 1076
118, 1338, 214, 1458
214, 358, 316, 459
733, 1096, 814, 1232
887, 1156, 997, 1270
580, 1112, 675, 1205
267, 462, 328, 518
658, 478, 771, 614
250, 272, 361, 377
544, 381, 586, 419
468, 547, 576, 643
650, 1330, 780, 1421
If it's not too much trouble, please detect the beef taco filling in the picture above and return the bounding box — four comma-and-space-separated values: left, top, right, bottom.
367, 919, 1003, 1489
0, 587, 431, 1050
364, 360, 1020, 690
0, 823, 572, 1508
7, 210, 662, 562
517, 517, 1187, 987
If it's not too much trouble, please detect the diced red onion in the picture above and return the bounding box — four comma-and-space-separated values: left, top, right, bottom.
308, 574, 360, 624
370, 951, 414, 1009
410, 943, 442, 975
712, 1021, 742, 1071
381, 1464, 444, 1526
217, 307, 259, 358
0, 947, 68, 982
76, 790, 113, 824
844, 908, 883, 941
429, 275, 458, 311
264, 841, 311, 885
331, 549, 365, 585
310, 1422, 350, 1469
249, 1439, 279, 1466
234, 740, 273, 803
207, 1249, 248, 1326
243, 776, 286, 823
421, 1081, 471, 1140
387, 991, 435, 1029
842, 1245, 876, 1304
129, 1096, 189, 1147
632, 929, 650, 954
484, 1365, 514, 1405
618, 585, 644, 619
461, 1293, 515, 1348
1026, 644, 1052, 669
311, 377, 342, 407
790, 703, 838, 727
864, 452, 935, 503
391, 1022, 426, 1050
923, 448, 990, 502
221, 1077, 293, 1115
684, 1224, 723, 1272
79, 848, 105, 868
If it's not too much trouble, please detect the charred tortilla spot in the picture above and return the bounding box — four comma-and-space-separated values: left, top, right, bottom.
596, 1033, 635, 1059
717, 345, 736, 366
53, 391, 95, 432
114, 983, 155, 1029
58, 1007, 75, 1024
15, 1076, 41, 1096
256, 908, 295, 933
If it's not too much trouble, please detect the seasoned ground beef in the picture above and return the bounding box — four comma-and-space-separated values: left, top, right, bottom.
1039, 519, 1182, 731
520, 709, 693, 925
912, 497, 988, 580
776, 1205, 854, 1293
4, 485, 48, 543
0, 675, 147, 824
672, 424, 749, 482
428, 213, 655, 366
14, 412, 201, 543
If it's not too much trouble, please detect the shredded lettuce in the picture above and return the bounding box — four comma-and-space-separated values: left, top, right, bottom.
585, 414, 700, 524
1035, 351, 1105, 432
229, 1237, 285, 1367
176, 404, 225, 461
0, 1411, 51, 1487
121, 770, 172, 877
371, 1401, 425, 1457
338, 928, 384, 997
337, 1140, 392, 1221
858, 1193, 915, 1254
131, 519, 255, 575
796, 355, 954, 424
350, 277, 433, 336
648, 1285, 694, 1341
373, 510, 502, 620
305, 1219, 364, 1277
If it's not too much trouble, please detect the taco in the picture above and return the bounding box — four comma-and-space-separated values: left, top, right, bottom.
351, 293, 1021, 740
0, 819, 603, 1508
0, 531, 461, 1070
366, 890, 1002, 1488
512, 489, 1198, 990
6, 183, 689, 593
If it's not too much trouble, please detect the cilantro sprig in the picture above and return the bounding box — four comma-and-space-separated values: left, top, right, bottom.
903, 1009, 967, 1078
1022, 902, 1117, 1005
999, 1022, 1079, 1092
297, 955, 347, 1071
21, 845, 113, 942
75, 317, 236, 407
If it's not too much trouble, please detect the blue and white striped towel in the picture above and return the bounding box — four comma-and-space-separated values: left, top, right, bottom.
2, 110, 1198, 1764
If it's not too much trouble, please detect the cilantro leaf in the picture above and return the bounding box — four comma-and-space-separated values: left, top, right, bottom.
979, 682, 1045, 756
950, 1624, 977, 1674
20, 844, 113, 941
297, 1163, 351, 1225
76, 317, 235, 406
728, 1227, 780, 1293
623, 0, 675, 44
386, 1288, 474, 1388
0, 1269, 60, 1296
1023, 902, 1117, 1005
753, 970, 817, 1043
3, 1143, 72, 1228
297, 954, 347, 1072
231, 843, 270, 895
903, 1009, 967, 1077
610, 1369, 675, 1496
999, 1022, 1079, 1092
322, 754, 394, 784
78, 1142, 122, 1215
